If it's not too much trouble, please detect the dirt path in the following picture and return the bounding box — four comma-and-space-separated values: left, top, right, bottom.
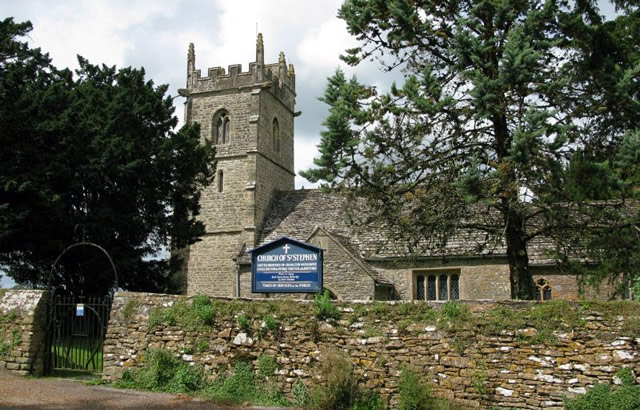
0, 369, 237, 409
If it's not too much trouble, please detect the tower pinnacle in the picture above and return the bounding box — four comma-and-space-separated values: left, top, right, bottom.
256, 33, 264, 66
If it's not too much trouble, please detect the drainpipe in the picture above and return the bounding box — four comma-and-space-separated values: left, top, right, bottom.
236, 262, 241, 298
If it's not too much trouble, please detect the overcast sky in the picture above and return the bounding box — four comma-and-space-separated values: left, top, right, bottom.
3, 0, 404, 190
1, 0, 403, 288
0, 1, 618, 289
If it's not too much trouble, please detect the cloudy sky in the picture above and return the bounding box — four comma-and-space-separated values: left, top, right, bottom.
1, 0, 406, 288
3, 0, 403, 190
0, 1, 618, 288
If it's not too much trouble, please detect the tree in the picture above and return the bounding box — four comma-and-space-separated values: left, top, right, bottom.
302, 1, 639, 299
0, 18, 215, 295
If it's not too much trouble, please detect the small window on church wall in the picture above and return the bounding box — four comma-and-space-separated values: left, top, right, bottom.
217, 170, 224, 193
415, 271, 459, 301
416, 275, 425, 300
272, 118, 280, 152
427, 275, 437, 300
450, 274, 459, 300
535, 278, 552, 301
439, 274, 448, 300
212, 110, 230, 145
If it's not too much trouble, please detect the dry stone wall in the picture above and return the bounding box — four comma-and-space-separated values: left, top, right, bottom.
0, 290, 48, 376
103, 292, 640, 409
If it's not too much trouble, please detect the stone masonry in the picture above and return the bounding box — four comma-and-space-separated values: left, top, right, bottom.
182, 34, 296, 297
103, 292, 640, 409
0, 290, 48, 376
180, 35, 622, 302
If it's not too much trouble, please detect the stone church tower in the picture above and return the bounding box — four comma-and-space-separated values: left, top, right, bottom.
181, 34, 296, 296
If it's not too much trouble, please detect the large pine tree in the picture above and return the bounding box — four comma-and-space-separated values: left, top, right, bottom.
302, 1, 639, 299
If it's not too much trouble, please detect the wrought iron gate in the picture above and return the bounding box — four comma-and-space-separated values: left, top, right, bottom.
46, 294, 112, 373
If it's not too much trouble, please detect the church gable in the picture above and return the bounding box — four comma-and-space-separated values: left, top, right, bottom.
306, 226, 379, 300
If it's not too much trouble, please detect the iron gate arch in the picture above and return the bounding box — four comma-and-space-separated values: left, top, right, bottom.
45, 242, 118, 374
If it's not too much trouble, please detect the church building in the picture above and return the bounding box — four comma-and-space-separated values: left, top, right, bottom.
178, 35, 614, 302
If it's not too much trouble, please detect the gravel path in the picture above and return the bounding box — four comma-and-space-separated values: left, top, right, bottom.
0, 369, 240, 409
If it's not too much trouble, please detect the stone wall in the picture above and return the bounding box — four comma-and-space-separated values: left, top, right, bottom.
372, 258, 513, 300
103, 292, 640, 409
0, 290, 48, 376
307, 229, 376, 300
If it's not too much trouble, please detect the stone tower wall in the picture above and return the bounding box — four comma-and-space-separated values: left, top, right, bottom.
184, 234, 240, 296
183, 36, 296, 296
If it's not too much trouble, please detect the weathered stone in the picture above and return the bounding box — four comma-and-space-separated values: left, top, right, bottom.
232, 333, 253, 346
99, 292, 640, 410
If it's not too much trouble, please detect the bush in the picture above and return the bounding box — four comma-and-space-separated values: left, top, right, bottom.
257, 355, 278, 379
293, 380, 312, 408
117, 349, 206, 393
204, 361, 289, 406
117, 350, 289, 407
148, 295, 215, 331
237, 314, 250, 331
311, 349, 384, 410
263, 314, 279, 334
398, 367, 455, 410
314, 290, 341, 320
440, 301, 468, 322
564, 368, 640, 410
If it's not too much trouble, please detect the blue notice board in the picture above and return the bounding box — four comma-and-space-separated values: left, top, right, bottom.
250, 237, 323, 293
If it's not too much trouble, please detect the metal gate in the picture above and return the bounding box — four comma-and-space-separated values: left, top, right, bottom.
46, 294, 112, 374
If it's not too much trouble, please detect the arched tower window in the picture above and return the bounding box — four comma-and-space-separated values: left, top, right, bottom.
535, 278, 552, 301
212, 110, 230, 145
272, 118, 280, 152
217, 170, 224, 193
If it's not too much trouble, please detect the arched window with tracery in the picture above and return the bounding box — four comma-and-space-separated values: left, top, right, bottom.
535, 278, 552, 301
272, 118, 280, 152
212, 110, 230, 145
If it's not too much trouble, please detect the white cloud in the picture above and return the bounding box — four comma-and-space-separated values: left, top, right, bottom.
5, 0, 402, 190
24, 0, 176, 70
295, 137, 321, 189
296, 17, 356, 79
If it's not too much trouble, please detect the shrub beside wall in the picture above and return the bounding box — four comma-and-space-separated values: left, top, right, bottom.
0, 290, 48, 376
103, 292, 640, 409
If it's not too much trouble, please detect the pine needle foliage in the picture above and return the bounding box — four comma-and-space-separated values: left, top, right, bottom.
302, 1, 640, 299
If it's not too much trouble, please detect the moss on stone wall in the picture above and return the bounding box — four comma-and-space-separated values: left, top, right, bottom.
104, 293, 640, 409
0, 309, 21, 357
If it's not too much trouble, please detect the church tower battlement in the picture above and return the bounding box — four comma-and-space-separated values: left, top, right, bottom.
186, 34, 296, 112
181, 34, 296, 296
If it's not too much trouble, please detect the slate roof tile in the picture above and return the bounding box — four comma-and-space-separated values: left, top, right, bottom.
256, 189, 599, 266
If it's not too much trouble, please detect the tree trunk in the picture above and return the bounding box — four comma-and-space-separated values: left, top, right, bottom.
505, 210, 534, 299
